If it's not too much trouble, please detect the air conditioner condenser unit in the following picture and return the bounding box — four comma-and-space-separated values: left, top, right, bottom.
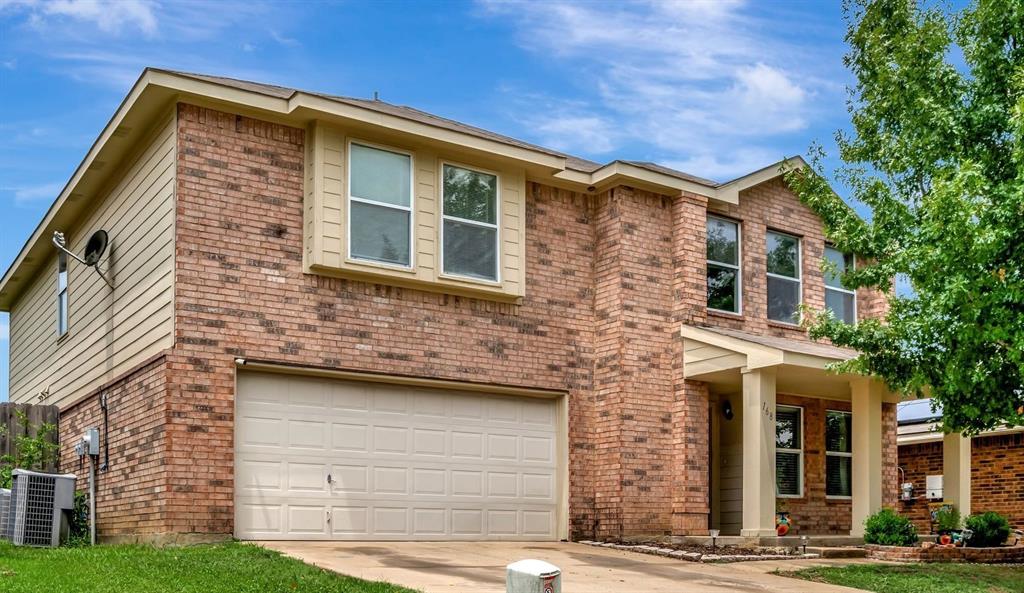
0, 488, 11, 541
7, 469, 77, 547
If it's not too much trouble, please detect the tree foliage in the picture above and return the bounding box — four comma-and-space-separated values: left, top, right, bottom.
785, 0, 1024, 433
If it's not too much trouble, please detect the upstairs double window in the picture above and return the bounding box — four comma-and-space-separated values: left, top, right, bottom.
767, 231, 801, 324
346, 142, 500, 282
706, 216, 741, 313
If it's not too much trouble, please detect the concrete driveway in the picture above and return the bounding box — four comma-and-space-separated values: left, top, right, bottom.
260, 541, 868, 593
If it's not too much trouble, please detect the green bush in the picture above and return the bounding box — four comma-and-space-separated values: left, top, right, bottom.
864, 508, 919, 546
965, 511, 1011, 547
934, 505, 962, 532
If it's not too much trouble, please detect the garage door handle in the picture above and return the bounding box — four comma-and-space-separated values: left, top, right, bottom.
326, 473, 333, 485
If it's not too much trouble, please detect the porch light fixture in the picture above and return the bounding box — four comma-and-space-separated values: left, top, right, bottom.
721, 400, 734, 421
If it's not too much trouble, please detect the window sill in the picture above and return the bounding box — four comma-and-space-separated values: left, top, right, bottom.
777, 494, 804, 500
826, 495, 853, 501
308, 263, 522, 303
766, 320, 804, 331
707, 309, 744, 321
345, 256, 416, 275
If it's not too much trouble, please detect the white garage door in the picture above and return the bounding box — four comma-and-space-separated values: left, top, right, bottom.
234, 371, 563, 540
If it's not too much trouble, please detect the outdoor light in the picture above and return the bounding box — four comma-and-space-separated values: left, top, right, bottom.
801, 535, 808, 555
721, 400, 734, 421
709, 529, 720, 552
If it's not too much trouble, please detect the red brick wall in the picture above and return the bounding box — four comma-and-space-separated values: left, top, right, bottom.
898, 432, 1024, 533
972, 432, 1024, 528
58, 356, 170, 541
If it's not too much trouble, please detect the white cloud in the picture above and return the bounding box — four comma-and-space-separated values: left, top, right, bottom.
2, 0, 159, 35
2, 182, 64, 205
479, 0, 838, 180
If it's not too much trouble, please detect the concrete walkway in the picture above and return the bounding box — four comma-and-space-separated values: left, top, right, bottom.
260, 541, 870, 593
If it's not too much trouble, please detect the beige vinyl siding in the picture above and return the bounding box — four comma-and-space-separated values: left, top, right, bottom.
303, 121, 526, 300
8, 111, 176, 407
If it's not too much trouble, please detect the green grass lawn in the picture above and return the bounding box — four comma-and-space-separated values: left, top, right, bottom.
0, 541, 418, 593
779, 562, 1024, 593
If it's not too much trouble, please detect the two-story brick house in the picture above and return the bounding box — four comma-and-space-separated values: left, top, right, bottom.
0, 69, 900, 543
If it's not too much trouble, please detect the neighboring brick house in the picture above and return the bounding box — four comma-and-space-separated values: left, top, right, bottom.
897, 402, 1024, 533
0, 69, 900, 543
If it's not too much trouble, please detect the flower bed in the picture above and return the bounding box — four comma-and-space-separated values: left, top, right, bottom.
578, 540, 819, 563
865, 543, 1024, 563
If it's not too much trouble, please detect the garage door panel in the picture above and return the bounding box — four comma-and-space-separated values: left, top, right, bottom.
236, 372, 561, 540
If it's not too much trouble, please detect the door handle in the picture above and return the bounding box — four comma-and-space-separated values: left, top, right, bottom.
327, 473, 334, 485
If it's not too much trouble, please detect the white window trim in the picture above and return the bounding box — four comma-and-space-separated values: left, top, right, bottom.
706, 214, 742, 315
776, 404, 804, 498
439, 160, 502, 285
345, 138, 416, 271
56, 251, 68, 338
824, 247, 857, 324
825, 409, 854, 500
766, 230, 802, 326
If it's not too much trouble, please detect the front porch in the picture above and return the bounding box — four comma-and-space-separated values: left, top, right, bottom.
682, 325, 900, 538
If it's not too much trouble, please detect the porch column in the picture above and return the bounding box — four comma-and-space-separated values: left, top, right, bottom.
850, 378, 883, 536
943, 432, 971, 516
741, 367, 776, 537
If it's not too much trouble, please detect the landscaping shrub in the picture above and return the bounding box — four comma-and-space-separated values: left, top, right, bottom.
965, 511, 1011, 547
864, 508, 918, 546
935, 505, 962, 532
0, 409, 60, 488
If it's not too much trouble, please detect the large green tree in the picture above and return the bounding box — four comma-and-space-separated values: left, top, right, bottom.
786, 0, 1024, 433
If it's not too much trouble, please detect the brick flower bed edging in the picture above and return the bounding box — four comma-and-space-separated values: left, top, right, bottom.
577, 541, 820, 563
865, 544, 1024, 563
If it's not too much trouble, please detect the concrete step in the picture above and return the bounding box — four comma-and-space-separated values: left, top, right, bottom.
804, 546, 867, 558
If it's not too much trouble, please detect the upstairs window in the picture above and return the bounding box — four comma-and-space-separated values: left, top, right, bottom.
776, 405, 803, 497
824, 247, 856, 324
442, 163, 499, 282
766, 231, 801, 324
826, 410, 853, 497
706, 216, 740, 313
57, 252, 68, 337
348, 142, 413, 267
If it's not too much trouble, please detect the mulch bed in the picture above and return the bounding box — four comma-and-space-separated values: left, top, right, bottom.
578, 540, 815, 563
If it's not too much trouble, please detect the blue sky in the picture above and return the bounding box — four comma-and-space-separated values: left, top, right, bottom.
0, 0, 859, 401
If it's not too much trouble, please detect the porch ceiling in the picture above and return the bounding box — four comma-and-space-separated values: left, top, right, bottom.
681, 325, 897, 401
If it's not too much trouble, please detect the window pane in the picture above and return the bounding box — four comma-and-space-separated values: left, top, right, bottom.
768, 276, 800, 323
776, 407, 801, 449
443, 220, 497, 281
350, 143, 411, 206
826, 289, 856, 324
776, 452, 801, 496
826, 412, 852, 452
57, 253, 67, 290
707, 217, 738, 265
767, 232, 799, 278
443, 165, 497, 224
824, 246, 852, 288
350, 201, 410, 265
827, 455, 852, 497
57, 292, 67, 336
707, 264, 738, 312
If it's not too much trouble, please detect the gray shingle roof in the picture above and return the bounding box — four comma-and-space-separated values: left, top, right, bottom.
160, 69, 715, 185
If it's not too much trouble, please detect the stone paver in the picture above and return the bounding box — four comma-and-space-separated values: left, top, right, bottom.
259, 541, 871, 593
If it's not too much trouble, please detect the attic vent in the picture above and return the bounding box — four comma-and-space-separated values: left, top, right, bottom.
111, 126, 132, 138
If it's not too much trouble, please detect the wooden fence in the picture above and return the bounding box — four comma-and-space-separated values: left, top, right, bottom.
0, 402, 61, 472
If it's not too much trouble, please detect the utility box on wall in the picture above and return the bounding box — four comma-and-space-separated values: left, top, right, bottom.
926, 475, 943, 500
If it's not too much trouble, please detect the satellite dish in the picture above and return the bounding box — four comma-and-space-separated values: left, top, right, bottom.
83, 230, 108, 266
